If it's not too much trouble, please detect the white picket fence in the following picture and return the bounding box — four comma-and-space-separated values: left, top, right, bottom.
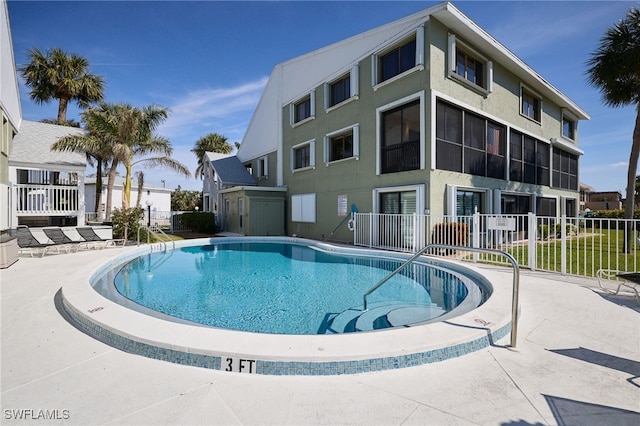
352, 212, 640, 278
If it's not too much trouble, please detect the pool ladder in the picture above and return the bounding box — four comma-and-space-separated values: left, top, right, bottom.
363, 244, 520, 348
137, 225, 176, 253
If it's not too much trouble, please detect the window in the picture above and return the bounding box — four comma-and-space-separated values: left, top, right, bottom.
330, 75, 350, 107
292, 193, 316, 223
435, 100, 505, 179
291, 140, 315, 171
325, 125, 359, 164
290, 91, 315, 125
456, 48, 484, 88
373, 27, 424, 87
521, 87, 541, 122
552, 148, 578, 190
257, 156, 268, 178
447, 34, 493, 92
562, 116, 575, 140
456, 191, 482, 216
294, 97, 311, 122
509, 130, 550, 186
565, 198, 577, 217
325, 66, 359, 110
501, 194, 531, 215
379, 38, 416, 83
536, 197, 557, 217
381, 100, 420, 173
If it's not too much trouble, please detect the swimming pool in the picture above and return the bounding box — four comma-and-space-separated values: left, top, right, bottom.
62, 237, 514, 375
110, 241, 485, 335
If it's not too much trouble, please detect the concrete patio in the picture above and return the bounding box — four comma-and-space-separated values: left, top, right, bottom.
1, 245, 639, 425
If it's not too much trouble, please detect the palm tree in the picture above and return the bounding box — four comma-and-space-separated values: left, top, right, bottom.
586, 7, 640, 250
20, 47, 105, 124
191, 133, 233, 180
88, 103, 190, 210
51, 108, 115, 220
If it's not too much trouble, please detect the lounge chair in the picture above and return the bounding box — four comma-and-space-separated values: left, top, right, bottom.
42, 227, 91, 252
596, 269, 640, 304
76, 227, 126, 248
16, 226, 59, 257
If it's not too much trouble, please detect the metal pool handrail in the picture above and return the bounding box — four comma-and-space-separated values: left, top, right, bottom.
137, 225, 175, 252
362, 244, 520, 348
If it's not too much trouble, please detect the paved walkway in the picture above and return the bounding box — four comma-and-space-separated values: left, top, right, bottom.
1, 246, 639, 425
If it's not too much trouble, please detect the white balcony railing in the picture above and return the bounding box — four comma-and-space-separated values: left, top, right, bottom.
15, 184, 80, 216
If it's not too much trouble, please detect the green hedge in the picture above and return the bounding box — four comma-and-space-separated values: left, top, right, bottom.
179, 212, 217, 233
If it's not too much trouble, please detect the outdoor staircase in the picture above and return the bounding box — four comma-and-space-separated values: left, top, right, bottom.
321, 301, 446, 334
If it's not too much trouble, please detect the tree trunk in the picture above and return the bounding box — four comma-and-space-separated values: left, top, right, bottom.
122, 162, 132, 210
95, 159, 104, 220
135, 172, 144, 208
57, 97, 69, 124
624, 106, 640, 252
105, 160, 119, 221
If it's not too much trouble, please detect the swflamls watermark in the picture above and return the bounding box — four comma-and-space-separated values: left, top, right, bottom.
4, 409, 70, 421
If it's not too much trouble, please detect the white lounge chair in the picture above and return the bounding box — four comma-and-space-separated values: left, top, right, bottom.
596, 269, 640, 304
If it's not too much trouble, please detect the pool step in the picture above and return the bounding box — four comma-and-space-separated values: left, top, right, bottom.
386, 305, 446, 327
324, 302, 437, 334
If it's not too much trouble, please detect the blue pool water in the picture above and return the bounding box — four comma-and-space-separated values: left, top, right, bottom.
113, 241, 482, 335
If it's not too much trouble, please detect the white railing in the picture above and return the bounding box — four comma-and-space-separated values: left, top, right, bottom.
15, 184, 79, 215
353, 212, 640, 279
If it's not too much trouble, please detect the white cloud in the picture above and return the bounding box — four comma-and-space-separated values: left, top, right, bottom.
159, 77, 268, 140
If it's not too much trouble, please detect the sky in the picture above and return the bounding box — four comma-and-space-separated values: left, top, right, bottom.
7, 0, 638, 193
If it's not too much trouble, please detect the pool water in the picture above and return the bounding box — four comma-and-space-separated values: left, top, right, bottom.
114, 242, 474, 335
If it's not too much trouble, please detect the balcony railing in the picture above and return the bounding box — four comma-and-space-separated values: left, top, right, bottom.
15, 184, 79, 216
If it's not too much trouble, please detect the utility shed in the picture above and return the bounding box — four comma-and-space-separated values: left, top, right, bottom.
219, 186, 287, 236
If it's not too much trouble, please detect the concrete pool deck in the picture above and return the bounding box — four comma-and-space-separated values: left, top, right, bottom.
1, 245, 639, 425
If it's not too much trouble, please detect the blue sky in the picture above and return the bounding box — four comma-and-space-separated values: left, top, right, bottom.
7, 0, 637, 193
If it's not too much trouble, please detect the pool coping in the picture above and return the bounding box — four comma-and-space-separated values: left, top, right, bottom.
60, 237, 515, 375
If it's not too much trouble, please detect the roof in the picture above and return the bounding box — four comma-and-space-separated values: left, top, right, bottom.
211, 156, 256, 186
9, 120, 85, 169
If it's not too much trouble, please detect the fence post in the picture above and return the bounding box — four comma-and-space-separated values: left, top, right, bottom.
528, 212, 537, 271
472, 211, 480, 262
368, 212, 373, 248
560, 215, 567, 275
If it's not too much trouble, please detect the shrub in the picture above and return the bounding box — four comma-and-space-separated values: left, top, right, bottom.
179, 212, 217, 233
431, 222, 469, 246
111, 207, 151, 241
554, 223, 578, 237
538, 224, 550, 240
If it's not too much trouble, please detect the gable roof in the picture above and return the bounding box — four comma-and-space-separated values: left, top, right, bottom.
211, 155, 256, 186
9, 120, 85, 170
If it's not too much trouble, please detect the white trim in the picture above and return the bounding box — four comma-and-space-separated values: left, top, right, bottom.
447, 33, 492, 95
291, 193, 316, 223
290, 90, 316, 127
372, 184, 425, 214
371, 27, 425, 90
324, 124, 360, 165
560, 108, 578, 142
550, 137, 584, 156
376, 91, 425, 175
291, 139, 316, 172
520, 84, 543, 125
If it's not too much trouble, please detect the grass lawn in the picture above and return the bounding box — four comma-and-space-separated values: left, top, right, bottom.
475, 228, 640, 277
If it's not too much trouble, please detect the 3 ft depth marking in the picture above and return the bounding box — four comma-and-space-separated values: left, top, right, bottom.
224, 357, 256, 374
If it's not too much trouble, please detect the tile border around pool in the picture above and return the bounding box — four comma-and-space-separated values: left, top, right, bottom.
62, 295, 511, 375
60, 237, 516, 376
